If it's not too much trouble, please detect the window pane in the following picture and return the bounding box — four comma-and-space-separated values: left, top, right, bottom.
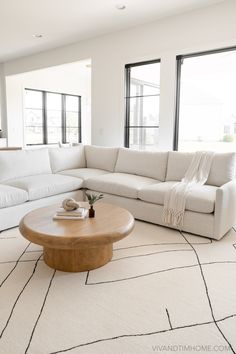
66, 95, 79, 112
129, 63, 160, 97
25, 90, 42, 109
129, 128, 159, 151
47, 127, 62, 144
66, 128, 79, 143
25, 109, 43, 127
129, 96, 159, 126
66, 112, 78, 127
178, 50, 236, 152
25, 127, 43, 145
47, 93, 62, 111
47, 110, 61, 127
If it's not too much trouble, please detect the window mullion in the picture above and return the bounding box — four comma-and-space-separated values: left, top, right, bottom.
125, 67, 131, 147
78, 96, 82, 143
173, 57, 182, 151
43, 91, 48, 145
62, 94, 66, 143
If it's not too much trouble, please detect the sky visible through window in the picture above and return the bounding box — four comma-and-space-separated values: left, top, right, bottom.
178, 50, 236, 152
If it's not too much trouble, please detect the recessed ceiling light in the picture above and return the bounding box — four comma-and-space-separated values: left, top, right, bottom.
116, 4, 126, 10
33, 34, 43, 38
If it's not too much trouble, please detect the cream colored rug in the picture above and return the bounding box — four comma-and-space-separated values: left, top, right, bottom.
0, 221, 236, 354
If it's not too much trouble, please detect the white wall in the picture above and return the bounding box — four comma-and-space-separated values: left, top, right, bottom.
3, 0, 236, 149
6, 61, 91, 146
0, 64, 7, 138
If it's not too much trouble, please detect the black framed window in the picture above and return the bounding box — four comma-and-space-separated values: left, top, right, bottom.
125, 59, 160, 150
174, 47, 236, 152
25, 89, 81, 145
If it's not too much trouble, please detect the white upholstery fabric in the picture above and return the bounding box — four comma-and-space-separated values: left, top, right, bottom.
115, 148, 168, 181
0, 149, 52, 182
59, 168, 109, 187
166, 152, 193, 182
214, 180, 236, 239
49, 146, 86, 173
138, 181, 217, 213
0, 185, 28, 209
5, 174, 83, 201
207, 152, 236, 186
166, 151, 236, 187
86, 173, 158, 199
85, 145, 119, 172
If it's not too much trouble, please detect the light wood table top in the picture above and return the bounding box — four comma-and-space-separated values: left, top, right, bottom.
19, 203, 135, 272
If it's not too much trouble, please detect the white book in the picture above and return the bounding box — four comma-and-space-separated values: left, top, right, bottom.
56, 207, 87, 217
53, 209, 88, 221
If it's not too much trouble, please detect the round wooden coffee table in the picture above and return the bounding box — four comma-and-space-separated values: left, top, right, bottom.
19, 203, 134, 272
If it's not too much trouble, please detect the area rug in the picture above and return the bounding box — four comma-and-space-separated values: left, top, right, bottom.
0, 221, 236, 354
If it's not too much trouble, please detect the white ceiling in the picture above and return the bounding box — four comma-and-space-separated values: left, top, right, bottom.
0, 0, 225, 62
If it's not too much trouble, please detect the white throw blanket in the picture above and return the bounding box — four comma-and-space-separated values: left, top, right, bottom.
162, 151, 214, 228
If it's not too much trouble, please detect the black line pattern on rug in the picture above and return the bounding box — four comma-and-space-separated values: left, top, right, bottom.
85, 271, 90, 285
86, 260, 236, 285
180, 231, 235, 354
49, 314, 236, 354
112, 248, 193, 262
0, 259, 44, 265
0, 242, 31, 288
25, 269, 56, 354
114, 239, 212, 251
166, 308, 173, 330
0, 253, 43, 339
0, 237, 16, 240
0, 226, 19, 234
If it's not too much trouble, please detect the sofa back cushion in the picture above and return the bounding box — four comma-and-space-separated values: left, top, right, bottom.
0, 148, 52, 182
115, 148, 168, 181
166, 151, 236, 186
85, 145, 119, 172
49, 146, 86, 173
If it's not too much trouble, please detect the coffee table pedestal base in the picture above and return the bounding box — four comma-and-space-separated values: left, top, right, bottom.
44, 244, 113, 272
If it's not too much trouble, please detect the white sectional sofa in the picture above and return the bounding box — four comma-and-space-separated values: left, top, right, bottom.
0, 145, 236, 240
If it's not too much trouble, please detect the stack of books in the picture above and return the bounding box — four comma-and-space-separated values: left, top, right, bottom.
53, 207, 88, 220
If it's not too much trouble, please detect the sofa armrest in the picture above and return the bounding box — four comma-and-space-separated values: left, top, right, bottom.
214, 180, 236, 240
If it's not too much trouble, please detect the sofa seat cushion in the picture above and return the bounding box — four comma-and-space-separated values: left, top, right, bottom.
138, 181, 217, 213
5, 174, 83, 201
59, 168, 110, 187
86, 173, 160, 199
0, 185, 28, 209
